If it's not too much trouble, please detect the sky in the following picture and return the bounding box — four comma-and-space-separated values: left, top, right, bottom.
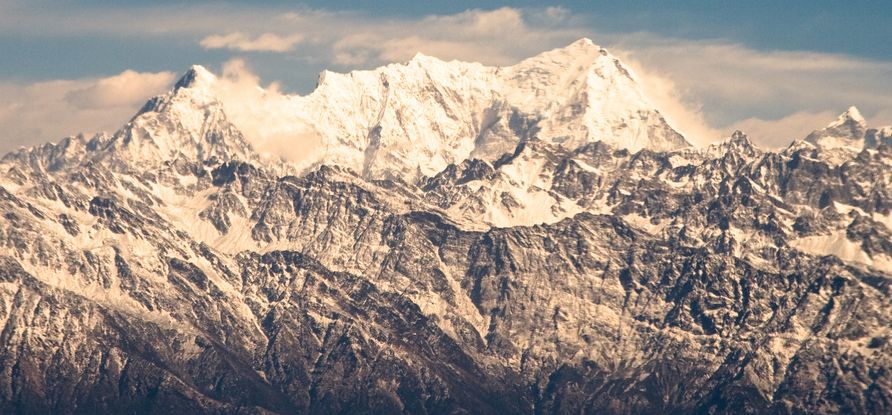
1, 0, 891, 153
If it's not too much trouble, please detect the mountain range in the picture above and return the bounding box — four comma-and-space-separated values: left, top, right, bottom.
0, 38, 890, 414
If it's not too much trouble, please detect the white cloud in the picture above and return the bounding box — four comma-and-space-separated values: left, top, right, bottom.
611, 35, 892, 146
64, 70, 175, 109
212, 59, 322, 168
0, 70, 174, 152
323, 8, 579, 67
200, 32, 304, 52
615, 54, 723, 147
333, 34, 520, 66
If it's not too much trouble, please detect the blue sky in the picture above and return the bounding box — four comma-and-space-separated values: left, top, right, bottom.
5, 1, 892, 82
1, 0, 891, 151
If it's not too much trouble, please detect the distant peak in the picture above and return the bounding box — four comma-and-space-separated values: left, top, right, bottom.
571, 37, 597, 47
174, 65, 217, 91
804, 106, 868, 150
727, 131, 757, 150
568, 37, 608, 55
823, 106, 867, 131
730, 130, 750, 142
136, 65, 219, 116
703, 130, 760, 158
521, 38, 604, 61
408, 51, 445, 66
836, 106, 866, 126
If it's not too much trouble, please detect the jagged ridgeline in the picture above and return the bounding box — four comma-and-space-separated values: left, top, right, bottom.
0, 39, 890, 414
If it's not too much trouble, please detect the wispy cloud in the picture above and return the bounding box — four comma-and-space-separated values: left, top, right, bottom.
288, 7, 582, 67
0, 70, 175, 150
64, 70, 175, 109
211, 59, 322, 168
200, 32, 304, 52
616, 56, 724, 147
612, 35, 892, 146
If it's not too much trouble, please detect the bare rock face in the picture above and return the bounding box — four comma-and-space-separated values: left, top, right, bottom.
0, 45, 891, 414
865, 126, 892, 149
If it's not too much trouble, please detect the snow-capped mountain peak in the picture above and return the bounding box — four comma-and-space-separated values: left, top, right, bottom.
173, 64, 217, 91
804, 106, 867, 151
494, 39, 688, 154
703, 130, 760, 159
407, 51, 438, 64
172, 38, 692, 182
99, 66, 253, 168
840, 105, 866, 125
